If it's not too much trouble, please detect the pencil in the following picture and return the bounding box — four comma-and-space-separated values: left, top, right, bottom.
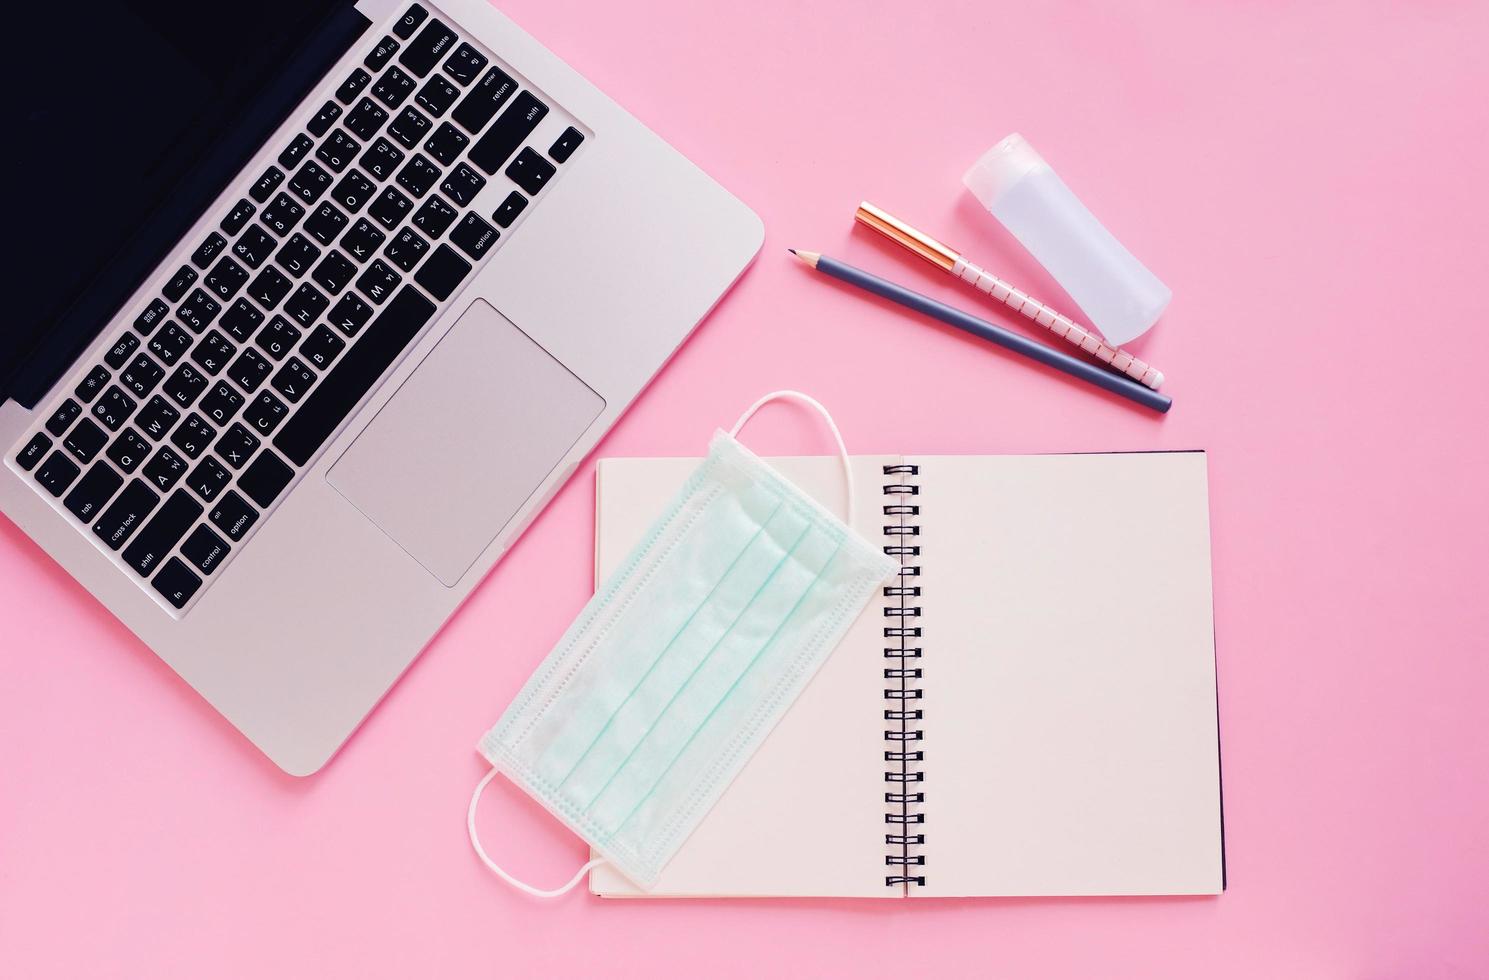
855, 202, 1165, 390
791, 249, 1172, 414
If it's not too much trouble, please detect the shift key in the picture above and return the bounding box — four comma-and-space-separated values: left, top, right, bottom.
122, 490, 202, 576
468, 91, 547, 175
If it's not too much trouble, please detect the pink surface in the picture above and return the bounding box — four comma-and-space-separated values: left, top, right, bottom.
3, 1, 1488, 975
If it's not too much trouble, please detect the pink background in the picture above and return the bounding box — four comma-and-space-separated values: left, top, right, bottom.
3, 0, 1488, 976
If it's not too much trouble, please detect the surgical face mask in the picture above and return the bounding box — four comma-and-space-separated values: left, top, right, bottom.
468, 391, 896, 896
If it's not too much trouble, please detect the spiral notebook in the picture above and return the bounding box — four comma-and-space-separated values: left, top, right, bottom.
589, 448, 1223, 898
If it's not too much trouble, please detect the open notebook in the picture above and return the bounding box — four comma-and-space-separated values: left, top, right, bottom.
590, 449, 1223, 898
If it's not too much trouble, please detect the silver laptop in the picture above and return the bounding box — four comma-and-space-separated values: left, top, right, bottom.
0, 0, 762, 774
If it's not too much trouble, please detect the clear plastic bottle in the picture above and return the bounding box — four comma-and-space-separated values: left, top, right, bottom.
963, 134, 1171, 346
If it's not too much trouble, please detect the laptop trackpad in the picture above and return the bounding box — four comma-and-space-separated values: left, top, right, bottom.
328, 299, 604, 586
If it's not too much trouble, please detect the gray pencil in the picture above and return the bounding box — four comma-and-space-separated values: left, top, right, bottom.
791, 250, 1172, 414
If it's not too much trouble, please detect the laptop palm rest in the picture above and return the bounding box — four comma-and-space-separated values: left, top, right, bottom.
327, 298, 604, 586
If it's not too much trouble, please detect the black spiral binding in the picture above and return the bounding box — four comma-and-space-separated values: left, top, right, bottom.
882, 463, 925, 888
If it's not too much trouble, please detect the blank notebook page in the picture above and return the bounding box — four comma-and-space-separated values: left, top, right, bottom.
912, 453, 1222, 897
589, 454, 899, 897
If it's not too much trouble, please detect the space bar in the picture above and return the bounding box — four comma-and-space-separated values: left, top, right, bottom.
274, 286, 437, 466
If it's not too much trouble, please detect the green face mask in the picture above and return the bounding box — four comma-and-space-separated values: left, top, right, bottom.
469, 392, 896, 896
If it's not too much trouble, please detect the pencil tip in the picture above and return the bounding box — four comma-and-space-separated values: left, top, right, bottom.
787, 248, 797, 255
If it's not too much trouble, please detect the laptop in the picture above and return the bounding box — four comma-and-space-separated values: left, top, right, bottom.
0, 0, 762, 775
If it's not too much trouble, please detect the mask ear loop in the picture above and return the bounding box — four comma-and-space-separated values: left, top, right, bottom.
728, 390, 856, 526
468, 767, 610, 898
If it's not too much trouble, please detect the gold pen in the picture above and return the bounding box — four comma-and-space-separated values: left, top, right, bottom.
854, 202, 1164, 389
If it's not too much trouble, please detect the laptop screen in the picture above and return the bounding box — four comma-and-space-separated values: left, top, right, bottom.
2, 0, 358, 408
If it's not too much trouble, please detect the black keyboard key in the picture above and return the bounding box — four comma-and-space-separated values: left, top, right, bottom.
63, 418, 108, 463
373, 65, 417, 109
440, 162, 485, 206
369, 186, 414, 229
45, 399, 83, 436
199, 381, 245, 426
315, 131, 361, 174
416, 75, 460, 118
492, 190, 527, 228
275, 233, 322, 278
148, 323, 193, 366
331, 170, 375, 214
119, 353, 164, 397
16, 432, 51, 471
388, 105, 432, 149
278, 133, 315, 169
93, 479, 160, 550
304, 201, 350, 244
384, 228, 429, 272
506, 147, 557, 196
395, 154, 441, 199
152, 558, 202, 609
329, 293, 373, 337
248, 266, 293, 310
209, 490, 258, 541
133, 299, 170, 337
243, 391, 289, 436
336, 68, 372, 104
311, 251, 357, 295
219, 299, 264, 342
34, 451, 80, 497
260, 192, 306, 237
107, 428, 151, 473
125, 490, 201, 577
356, 259, 402, 304
549, 126, 584, 163
423, 122, 468, 167
289, 160, 334, 204
452, 66, 516, 134
238, 449, 294, 508
64, 462, 123, 522
227, 348, 273, 394
399, 19, 456, 76
308, 100, 342, 137
187, 456, 231, 503
360, 136, 404, 181
141, 447, 189, 494
233, 225, 277, 269
203, 256, 251, 300
394, 3, 428, 39
163, 265, 197, 302
301, 325, 346, 370
163, 364, 209, 408
413, 244, 471, 302
345, 97, 389, 142
75, 365, 110, 403
221, 199, 256, 235
274, 287, 436, 466
469, 91, 548, 174
284, 283, 330, 326
413, 194, 459, 236
135, 396, 180, 441
450, 212, 498, 259
249, 166, 285, 203
255, 316, 302, 361
190, 330, 237, 375
365, 35, 400, 71
91, 386, 137, 431
191, 232, 229, 269
175, 289, 221, 333
215, 423, 260, 469
170, 413, 217, 459
271, 357, 316, 403
181, 525, 230, 575
444, 43, 491, 88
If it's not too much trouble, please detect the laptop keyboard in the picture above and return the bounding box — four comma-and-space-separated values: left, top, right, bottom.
9, 3, 587, 614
